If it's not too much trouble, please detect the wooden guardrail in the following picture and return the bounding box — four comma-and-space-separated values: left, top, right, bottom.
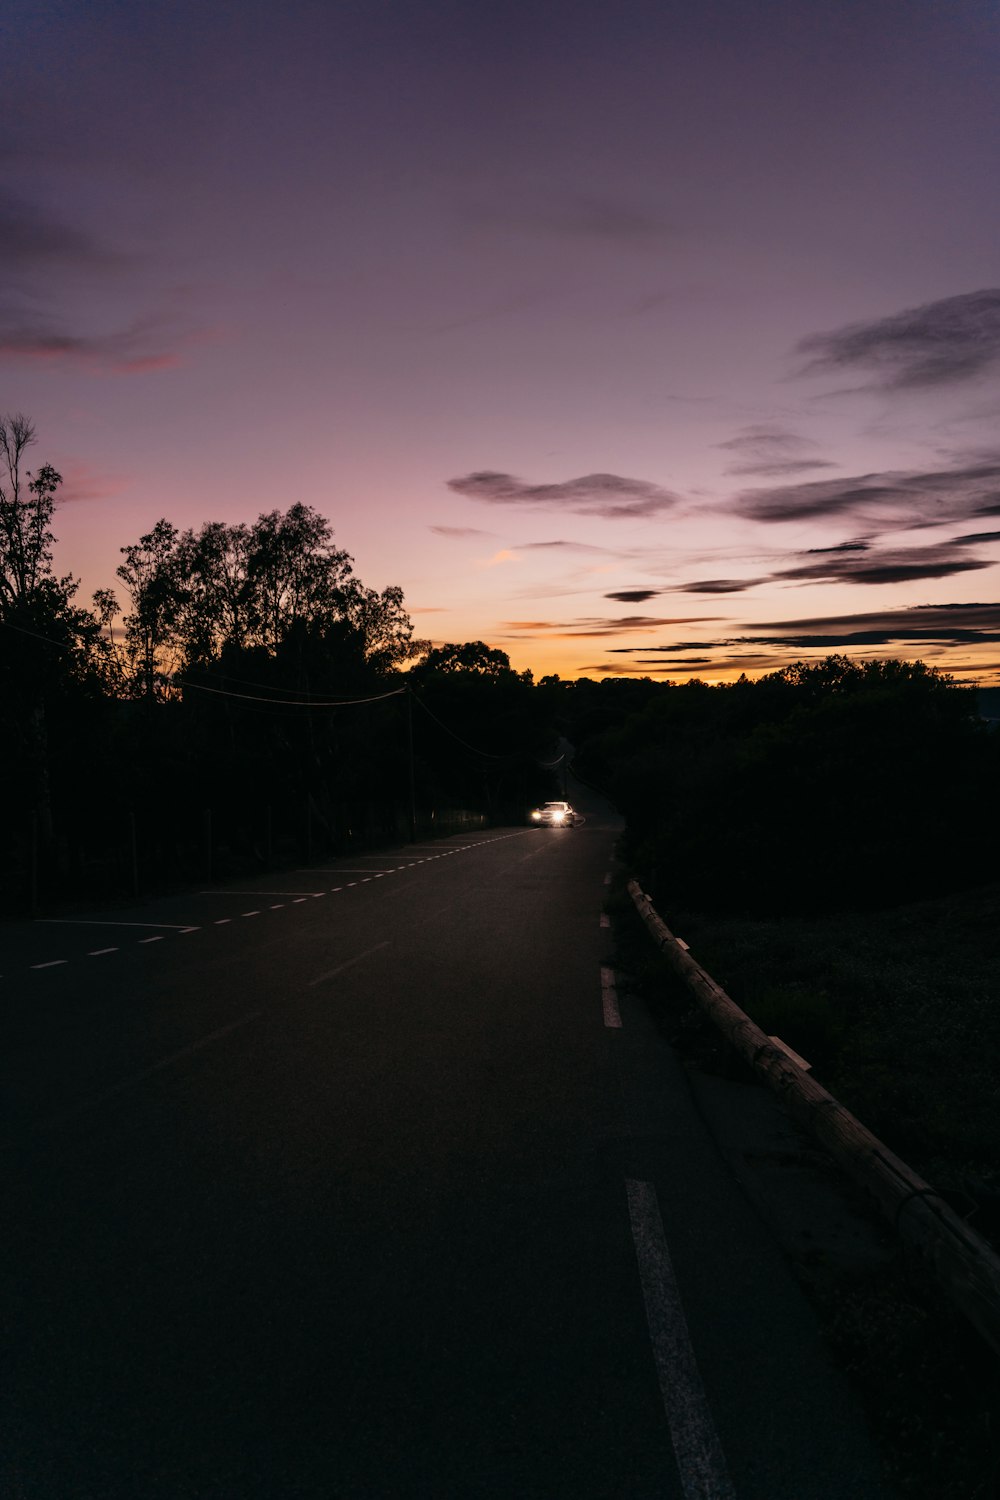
628, 879, 1000, 1359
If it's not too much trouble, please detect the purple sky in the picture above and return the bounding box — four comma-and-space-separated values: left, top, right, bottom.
4, 0, 1000, 681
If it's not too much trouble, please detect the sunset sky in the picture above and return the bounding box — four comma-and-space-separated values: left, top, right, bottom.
4, 0, 1000, 682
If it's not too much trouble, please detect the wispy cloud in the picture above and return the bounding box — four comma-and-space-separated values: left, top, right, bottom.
676, 534, 997, 594
605, 588, 663, 602
456, 185, 674, 247
0, 191, 127, 273
56, 460, 133, 504
429, 524, 494, 538
448, 470, 679, 519
514, 539, 617, 554
731, 456, 1000, 527
773, 544, 994, 586
608, 603, 1000, 660
677, 578, 766, 594
752, 601, 1000, 645
0, 191, 213, 374
795, 289, 1000, 389
0, 310, 221, 373
501, 614, 719, 637
718, 424, 836, 477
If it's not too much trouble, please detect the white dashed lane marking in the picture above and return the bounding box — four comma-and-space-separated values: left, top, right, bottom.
21, 832, 530, 976
601, 966, 622, 1029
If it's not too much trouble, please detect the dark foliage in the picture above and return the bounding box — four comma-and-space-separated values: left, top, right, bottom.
579, 657, 1000, 915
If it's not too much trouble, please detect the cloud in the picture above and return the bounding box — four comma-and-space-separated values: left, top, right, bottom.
0, 191, 215, 374
750, 602, 1000, 649
514, 539, 617, 554
605, 588, 663, 602
678, 578, 766, 594
481, 549, 519, 567
448, 470, 679, 519
773, 545, 994, 586
731, 456, 1000, 527
0, 191, 126, 273
952, 530, 1000, 545
584, 602, 1000, 684
806, 540, 871, 553
579, 662, 672, 676
611, 603, 1000, 659
795, 289, 1000, 389
718, 424, 836, 477
0, 308, 223, 374
429, 525, 494, 538
457, 186, 674, 247
502, 614, 719, 637
55, 460, 132, 504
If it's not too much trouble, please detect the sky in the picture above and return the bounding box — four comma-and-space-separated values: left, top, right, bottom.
3, 0, 1000, 683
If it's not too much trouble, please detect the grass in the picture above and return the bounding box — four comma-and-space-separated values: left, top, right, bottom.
670, 882, 1000, 1211
607, 876, 1000, 1500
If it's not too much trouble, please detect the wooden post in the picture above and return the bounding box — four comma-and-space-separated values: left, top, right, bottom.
129, 811, 139, 898
407, 690, 417, 843
628, 879, 1000, 1358
29, 811, 39, 919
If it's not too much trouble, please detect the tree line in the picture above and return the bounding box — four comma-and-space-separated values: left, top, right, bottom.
572, 657, 1000, 915
0, 415, 559, 906
2, 412, 997, 916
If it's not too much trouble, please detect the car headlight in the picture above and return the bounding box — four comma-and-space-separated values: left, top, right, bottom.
531, 810, 541, 820
551, 811, 564, 823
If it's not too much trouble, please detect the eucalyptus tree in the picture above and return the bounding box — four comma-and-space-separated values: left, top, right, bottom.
0, 414, 114, 846
116, 519, 186, 699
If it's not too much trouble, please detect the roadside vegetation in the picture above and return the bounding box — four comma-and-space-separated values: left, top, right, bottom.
6, 411, 999, 1489
608, 881, 1000, 1500
582, 659, 1000, 1499
0, 415, 558, 909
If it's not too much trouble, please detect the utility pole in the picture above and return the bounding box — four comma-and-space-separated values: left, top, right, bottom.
407, 689, 417, 842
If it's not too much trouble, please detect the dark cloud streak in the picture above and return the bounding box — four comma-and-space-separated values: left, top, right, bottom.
796, 289, 1000, 389
447, 469, 679, 519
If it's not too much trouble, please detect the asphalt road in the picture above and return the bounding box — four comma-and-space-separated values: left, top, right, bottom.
1, 795, 888, 1499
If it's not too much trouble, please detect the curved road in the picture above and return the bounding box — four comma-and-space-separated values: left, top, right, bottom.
1, 796, 887, 1498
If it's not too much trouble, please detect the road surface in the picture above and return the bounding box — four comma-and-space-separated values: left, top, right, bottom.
1, 798, 888, 1497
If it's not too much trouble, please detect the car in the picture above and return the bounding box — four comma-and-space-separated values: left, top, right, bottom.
530, 800, 581, 827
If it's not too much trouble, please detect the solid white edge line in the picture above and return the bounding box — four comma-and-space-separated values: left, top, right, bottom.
626, 1179, 736, 1500
601, 965, 622, 1028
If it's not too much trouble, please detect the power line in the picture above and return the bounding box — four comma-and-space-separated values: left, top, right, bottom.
0, 616, 71, 651
407, 689, 519, 760
174, 676, 406, 708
